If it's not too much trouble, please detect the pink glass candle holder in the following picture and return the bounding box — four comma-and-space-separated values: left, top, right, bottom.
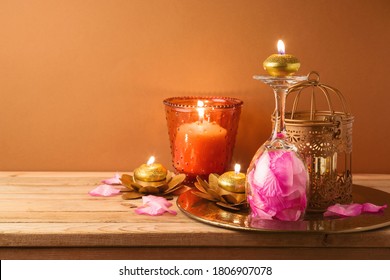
163, 96, 243, 182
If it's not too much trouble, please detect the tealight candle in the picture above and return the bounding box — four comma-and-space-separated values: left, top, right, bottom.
263, 40, 300, 77
218, 163, 246, 193
133, 156, 167, 182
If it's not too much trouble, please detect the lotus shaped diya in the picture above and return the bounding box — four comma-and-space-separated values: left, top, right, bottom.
192, 173, 247, 211
120, 171, 187, 200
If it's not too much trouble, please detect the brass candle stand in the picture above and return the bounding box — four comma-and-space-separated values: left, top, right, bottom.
283, 71, 354, 212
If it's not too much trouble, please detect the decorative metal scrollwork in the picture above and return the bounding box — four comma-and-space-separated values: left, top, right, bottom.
284, 72, 354, 211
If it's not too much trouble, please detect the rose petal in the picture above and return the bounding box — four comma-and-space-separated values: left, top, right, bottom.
324, 203, 387, 217
135, 195, 177, 216
101, 173, 122, 185
362, 203, 387, 213
324, 203, 363, 217
248, 190, 275, 219
247, 150, 307, 221
89, 184, 121, 197
252, 152, 280, 197
271, 150, 294, 194
275, 208, 303, 222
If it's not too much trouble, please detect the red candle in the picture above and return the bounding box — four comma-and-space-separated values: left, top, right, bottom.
174, 101, 227, 178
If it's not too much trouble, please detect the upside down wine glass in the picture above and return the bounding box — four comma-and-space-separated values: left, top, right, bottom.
246, 75, 309, 221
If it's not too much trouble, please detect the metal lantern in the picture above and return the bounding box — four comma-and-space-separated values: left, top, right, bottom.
285, 71, 354, 212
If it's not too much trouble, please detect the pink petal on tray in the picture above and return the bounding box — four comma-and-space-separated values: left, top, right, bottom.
324, 203, 363, 217
362, 203, 387, 213
324, 203, 387, 217
101, 173, 122, 185
89, 184, 121, 197
135, 195, 177, 216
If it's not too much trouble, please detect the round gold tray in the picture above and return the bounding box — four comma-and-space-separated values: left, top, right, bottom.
177, 185, 390, 233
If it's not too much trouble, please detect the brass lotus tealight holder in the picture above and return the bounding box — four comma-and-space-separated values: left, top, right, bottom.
120, 171, 186, 200
120, 156, 187, 199
192, 173, 247, 211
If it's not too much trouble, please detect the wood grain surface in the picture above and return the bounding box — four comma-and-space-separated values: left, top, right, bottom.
0, 172, 389, 259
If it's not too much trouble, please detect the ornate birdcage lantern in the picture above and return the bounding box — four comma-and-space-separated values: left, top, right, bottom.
284, 71, 354, 212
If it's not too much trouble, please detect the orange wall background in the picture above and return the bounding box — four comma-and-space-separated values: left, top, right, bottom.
0, 0, 389, 173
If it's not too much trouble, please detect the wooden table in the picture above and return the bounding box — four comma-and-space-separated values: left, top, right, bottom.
0, 172, 389, 260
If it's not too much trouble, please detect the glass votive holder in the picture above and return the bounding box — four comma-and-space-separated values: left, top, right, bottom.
163, 96, 243, 183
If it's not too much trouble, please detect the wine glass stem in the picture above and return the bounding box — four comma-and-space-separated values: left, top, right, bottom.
271, 87, 288, 141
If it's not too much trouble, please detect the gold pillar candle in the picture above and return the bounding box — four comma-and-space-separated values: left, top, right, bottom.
263, 40, 300, 77
217, 164, 246, 193
133, 156, 167, 182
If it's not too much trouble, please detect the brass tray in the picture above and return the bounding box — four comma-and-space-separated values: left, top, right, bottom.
177, 185, 390, 233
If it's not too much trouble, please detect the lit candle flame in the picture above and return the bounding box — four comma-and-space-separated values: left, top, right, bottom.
147, 156, 155, 165
234, 163, 241, 174
197, 100, 205, 123
277, 39, 285, 55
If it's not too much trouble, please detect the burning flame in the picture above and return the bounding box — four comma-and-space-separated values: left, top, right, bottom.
197, 100, 205, 123
147, 156, 155, 165
277, 39, 285, 55
234, 163, 241, 174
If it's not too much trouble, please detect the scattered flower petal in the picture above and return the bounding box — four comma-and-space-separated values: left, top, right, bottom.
324, 203, 362, 217
362, 203, 387, 213
102, 173, 122, 185
247, 150, 307, 221
324, 203, 387, 217
135, 195, 177, 216
89, 184, 121, 197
